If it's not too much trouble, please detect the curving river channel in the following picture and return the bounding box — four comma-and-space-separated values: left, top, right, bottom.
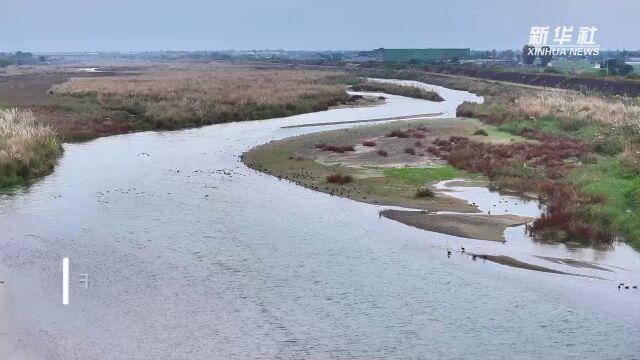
0, 81, 639, 359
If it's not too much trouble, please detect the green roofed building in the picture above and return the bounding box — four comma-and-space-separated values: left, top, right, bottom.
377, 48, 470, 63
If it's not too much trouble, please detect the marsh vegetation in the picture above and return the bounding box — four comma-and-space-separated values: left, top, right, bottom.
52, 65, 351, 130
0, 108, 62, 188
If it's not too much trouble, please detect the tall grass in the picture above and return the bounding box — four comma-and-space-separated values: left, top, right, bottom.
0, 109, 62, 187
459, 92, 640, 132
52, 66, 350, 129
513, 92, 640, 128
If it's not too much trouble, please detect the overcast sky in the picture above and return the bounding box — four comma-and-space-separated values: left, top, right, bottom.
1, 0, 638, 52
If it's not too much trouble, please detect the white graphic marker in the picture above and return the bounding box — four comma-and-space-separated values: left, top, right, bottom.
62, 257, 69, 305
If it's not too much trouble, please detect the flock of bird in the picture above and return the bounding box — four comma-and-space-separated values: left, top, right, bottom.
618, 283, 638, 290
447, 246, 482, 261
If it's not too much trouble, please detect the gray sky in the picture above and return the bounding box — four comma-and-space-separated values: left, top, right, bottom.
1, 0, 638, 52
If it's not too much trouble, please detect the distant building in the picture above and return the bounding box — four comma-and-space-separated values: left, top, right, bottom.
376, 48, 470, 63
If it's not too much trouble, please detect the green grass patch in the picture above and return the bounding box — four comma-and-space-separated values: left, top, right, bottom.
498, 117, 600, 140
478, 124, 527, 142
570, 158, 640, 248
383, 165, 462, 184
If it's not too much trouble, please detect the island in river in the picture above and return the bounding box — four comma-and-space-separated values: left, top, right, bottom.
242, 116, 533, 242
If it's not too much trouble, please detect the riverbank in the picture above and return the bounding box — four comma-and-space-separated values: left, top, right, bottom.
351, 81, 444, 101
242, 117, 533, 241
0, 109, 62, 188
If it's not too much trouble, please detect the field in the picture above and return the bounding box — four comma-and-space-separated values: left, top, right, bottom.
358, 65, 640, 97
51, 64, 351, 131
0, 63, 355, 141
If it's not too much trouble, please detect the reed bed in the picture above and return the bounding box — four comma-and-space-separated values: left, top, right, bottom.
513, 92, 640, 127
0, 108, 62, 187
52, 66, 350, 129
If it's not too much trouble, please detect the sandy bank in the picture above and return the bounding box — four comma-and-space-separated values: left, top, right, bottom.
381, 210, 532, 242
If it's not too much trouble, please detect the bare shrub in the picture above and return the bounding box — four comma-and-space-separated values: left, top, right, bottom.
326, 174, 353, 184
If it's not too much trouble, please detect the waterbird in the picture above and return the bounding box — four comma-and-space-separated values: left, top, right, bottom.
472, 255, 477, 261
625, 285, 630, 289
461, 246, 466, 253
633, 285, 638, 289
447, 250, 452, 257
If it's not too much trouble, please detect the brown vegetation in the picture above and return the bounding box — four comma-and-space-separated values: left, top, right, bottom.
52, 65, 350, 130
315, 143, 355, 153
376, 149, 388, 157
326, 174, 353, 185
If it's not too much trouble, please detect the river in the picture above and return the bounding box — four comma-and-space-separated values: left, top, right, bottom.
0, 81, 638, 359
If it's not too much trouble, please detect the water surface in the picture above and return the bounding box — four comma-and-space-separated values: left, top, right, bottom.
0, 84, 638, 359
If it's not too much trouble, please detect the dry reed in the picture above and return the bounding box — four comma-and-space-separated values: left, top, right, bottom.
0, 108, 62, 186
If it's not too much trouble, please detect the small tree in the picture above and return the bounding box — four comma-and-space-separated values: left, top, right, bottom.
604, 59, 634, 76
539, 46, 552, 66
522, 45, 536, 65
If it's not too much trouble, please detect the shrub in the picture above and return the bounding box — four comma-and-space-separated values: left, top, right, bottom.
593, 136, 625, 155
404, 147, 416, 155
317, 144, 355, 153
415, 186, 435, 198
326, 174, 353, 184
474, 129, 489, 136
362, 140, 377, 147
376, 149, 388, 157
387, 129, 410, 138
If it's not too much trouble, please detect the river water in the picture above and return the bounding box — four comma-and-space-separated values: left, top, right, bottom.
0, 82, 638, 359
